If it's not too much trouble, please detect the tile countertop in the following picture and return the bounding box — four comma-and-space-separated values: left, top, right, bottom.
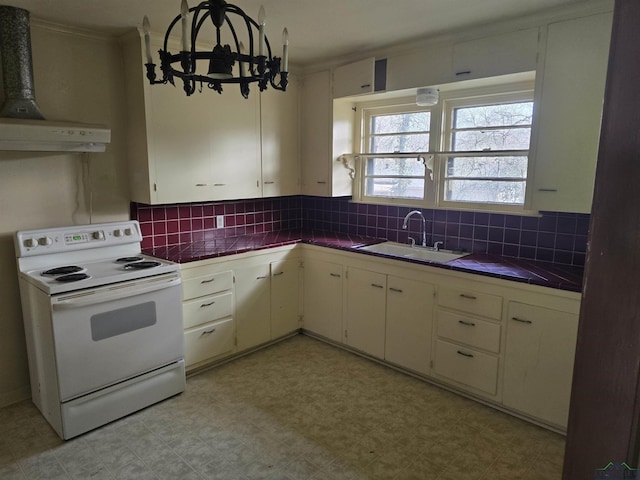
145, 230, 584, 293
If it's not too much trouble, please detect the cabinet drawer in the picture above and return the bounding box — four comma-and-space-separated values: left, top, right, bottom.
184, 318, 235, 367
182, 270, 233, 300
436, 310, 501, 353
438, 287, 502, 320
433, 339, 499, 395
183, 291, 233, 330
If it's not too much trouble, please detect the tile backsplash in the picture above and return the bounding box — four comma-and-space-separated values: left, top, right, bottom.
132, 196, 589, 267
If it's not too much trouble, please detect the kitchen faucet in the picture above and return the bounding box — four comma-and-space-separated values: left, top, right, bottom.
402, 210, 427, 247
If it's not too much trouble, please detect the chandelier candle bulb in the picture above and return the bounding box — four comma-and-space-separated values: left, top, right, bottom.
282, 28, 289, 72
258, 5, 266, 57
142, 16, 152, 64
239, 41, 247, 77
180, 0, 189, 51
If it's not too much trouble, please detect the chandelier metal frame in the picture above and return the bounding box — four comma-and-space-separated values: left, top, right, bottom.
144, 0, 288, 98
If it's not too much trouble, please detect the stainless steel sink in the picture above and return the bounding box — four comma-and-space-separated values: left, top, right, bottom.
359, 242, 469, 263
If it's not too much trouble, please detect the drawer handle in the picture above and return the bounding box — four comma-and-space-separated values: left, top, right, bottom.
317, 181, 327, 184
389, 287, 403, 293
256, 275, 269, 280
360, 83, 371, 89
458, 320, 476, 327
371, 283, 384, 289
329, 273, 341, 278
457, 350, 474, 358
272, 271, 284, 276
537, 188, 558, 192
455, 70, 471, 76
459, 294, 477, 300
200, 301, 216, 308
200, 278, 215, 284
264, 181, 275, 184
511, 317, 533, 324
200, 328, 216, 337
195, 183, 226, 187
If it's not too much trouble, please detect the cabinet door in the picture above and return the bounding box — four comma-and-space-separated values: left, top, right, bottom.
300, 70, 331, 196
270, 259, 300, 339
261, 76, 300, 197
386, 46, 453, 92
452, 28, 539, 81
385, 276, 435, 375
332, 58, 375, 98
302, 258, 343, 342
530, 13, 612, 213
503, 302, 578, 428
234, 263, 271, 351
345, 267, 387, 359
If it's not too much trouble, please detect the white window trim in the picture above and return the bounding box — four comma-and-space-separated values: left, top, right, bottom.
352, 80, 537, 214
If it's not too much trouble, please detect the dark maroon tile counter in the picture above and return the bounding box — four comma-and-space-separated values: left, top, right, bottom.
145, 230, 584, 293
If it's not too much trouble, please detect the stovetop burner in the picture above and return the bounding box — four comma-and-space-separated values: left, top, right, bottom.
55, 273, 91, 282
116, 257, 144, 263
123, 261, 161, 270
42, 266, 84, 276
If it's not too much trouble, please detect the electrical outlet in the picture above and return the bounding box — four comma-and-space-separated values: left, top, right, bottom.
216, 215, 224, 228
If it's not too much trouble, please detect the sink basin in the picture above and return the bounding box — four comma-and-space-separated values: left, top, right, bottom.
359, 242, 469, 263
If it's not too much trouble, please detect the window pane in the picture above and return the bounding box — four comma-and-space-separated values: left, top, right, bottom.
454, 102, 533, 129
372, 112, 430, 134
367, 157, 425, 176
453, 128, 531, 151
371, 133, 429, 153
445, 179, 526, 204
446, 156, 528, 179
366, 178, 424, 199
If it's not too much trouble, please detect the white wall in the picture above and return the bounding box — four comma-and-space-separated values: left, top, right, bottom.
0, 23, 130, 406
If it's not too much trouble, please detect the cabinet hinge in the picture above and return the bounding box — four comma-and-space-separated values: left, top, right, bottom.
344, 329, 348, 339
298, 315, 304, 323
345, 269, 349, 279
299, 261, 304, 268
234, 337, 237, 346
233, 275, 236, 284
153, 183, 157, 192
430, 360, 434, 369
257, 180, 260, 188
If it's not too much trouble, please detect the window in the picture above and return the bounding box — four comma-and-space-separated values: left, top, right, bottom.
442, 95, 533, 207
359, 105, 435, 204
355, 83, 534, 212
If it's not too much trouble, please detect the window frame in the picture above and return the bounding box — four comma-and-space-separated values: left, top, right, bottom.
352, 80, 536, 213
356, 101, 438, 207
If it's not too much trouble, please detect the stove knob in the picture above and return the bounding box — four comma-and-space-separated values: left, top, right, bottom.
38, 237, 53, 246
92, 231, 104, 240
113, 229, 123, 237
124, 228, 133, 236
24, 238, 37, 248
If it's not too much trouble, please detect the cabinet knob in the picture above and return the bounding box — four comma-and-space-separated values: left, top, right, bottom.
329, 273, 341, 278
371, 283, 384, 289
200, 328, 216, 337
457, 350, 474, 358
389, 287, 403, 293
455, 70, 471, 76
200, 301, 215, 308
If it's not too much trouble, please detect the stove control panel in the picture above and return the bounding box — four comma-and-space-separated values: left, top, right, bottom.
16, 221, 143, 256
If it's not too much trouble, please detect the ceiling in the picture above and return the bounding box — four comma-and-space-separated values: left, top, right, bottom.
0, 0, 594, 68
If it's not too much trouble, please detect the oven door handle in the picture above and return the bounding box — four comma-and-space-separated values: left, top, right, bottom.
52, 275, 181, 311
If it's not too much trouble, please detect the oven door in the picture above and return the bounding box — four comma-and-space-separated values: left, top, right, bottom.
51, 273, 184, 401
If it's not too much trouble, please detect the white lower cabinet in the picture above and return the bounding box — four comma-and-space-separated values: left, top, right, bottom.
345, 267, 387, 358
270, 259, 302, 339
433, 285, 503, 398
180, 268, 235, 370
234, 263, 272, 351
302, 258, 344, 342
503, 302, 579, 429
384, 276, 435, 375
433, 339, 500, 395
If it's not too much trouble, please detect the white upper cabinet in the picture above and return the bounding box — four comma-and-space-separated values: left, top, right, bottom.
332, 58, 375, 98
451, 28, 540, 82
386, 45, 453, 92
260, 75, 300, 198
529, 12, 613, 213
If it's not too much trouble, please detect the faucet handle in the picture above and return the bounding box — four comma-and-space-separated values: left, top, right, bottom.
433, 241, 444, 251
408, 236, 416, 247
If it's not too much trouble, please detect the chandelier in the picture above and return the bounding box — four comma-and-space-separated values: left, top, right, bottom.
143, 0, 289, 98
